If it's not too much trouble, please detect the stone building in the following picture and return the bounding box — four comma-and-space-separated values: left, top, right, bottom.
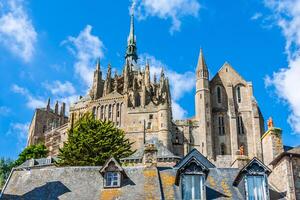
17, 11, 300, 199
31, 13, 264, 166
27, 98, 68, 146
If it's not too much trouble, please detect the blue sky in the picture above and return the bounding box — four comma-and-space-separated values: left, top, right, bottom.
0, 0, 300, 159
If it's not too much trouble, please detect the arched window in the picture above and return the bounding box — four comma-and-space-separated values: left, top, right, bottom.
217, 86, 222, 104
236, 86, 241, 103
237, 116, 245, 135
220, 143, 226, 155
218, 116, 225, 135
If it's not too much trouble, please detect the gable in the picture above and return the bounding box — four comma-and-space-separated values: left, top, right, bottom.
210, 62, 248, 87
175, 148, 215, 170
233, 157, 271, 186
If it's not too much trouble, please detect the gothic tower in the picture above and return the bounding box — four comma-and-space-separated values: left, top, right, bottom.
195, 49, 213, 158
89, 59, 104, 100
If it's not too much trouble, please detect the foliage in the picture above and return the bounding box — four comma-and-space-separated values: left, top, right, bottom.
0, 158, 14, 189
14, 144, 49, 167
57, 113, 134, 166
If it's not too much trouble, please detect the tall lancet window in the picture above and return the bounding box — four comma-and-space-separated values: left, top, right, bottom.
100, 106, 104, 120
108, 105, 112, 119
217, 86, 222, 104
236, 86, 242, 103
218, 116, 225, 135
238, 116, 245, 135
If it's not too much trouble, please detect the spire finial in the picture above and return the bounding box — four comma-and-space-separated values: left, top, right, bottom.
46, 97, 50, 111
125, 4, 138, 63
96, 57, 100, 70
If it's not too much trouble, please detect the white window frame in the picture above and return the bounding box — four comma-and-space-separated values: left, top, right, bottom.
104, 171, 121, 188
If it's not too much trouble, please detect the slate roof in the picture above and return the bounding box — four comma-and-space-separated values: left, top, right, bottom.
270, 146, 300, 166
120, 139, 181, 163
0, 149, 285, 200
1, 165, 285, 200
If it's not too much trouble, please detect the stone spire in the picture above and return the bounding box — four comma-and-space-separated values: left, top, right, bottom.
125, 11, 138, 63
90, 58, 103, 99
96, 57, 100, 71
104, 64, 112, 95
196, 48, 209, 79
114, 70, 118, 92
55, 101, 59, 114
46, 98, 50, 111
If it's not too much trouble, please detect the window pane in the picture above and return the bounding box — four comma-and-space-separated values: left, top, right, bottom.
247, 176, 267, 200
182, 175, 202, 200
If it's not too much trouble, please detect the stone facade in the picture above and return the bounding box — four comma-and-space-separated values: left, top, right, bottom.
28, 12, 265, 166
27, 99, 68, 146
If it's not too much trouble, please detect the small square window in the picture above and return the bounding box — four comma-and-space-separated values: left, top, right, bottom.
105, 172, 120, 188
149, 114, 153, 119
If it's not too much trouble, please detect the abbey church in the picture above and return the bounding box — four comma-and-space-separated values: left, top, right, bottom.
4, 12, 297, 200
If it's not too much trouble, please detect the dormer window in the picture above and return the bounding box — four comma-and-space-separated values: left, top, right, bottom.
182, 172, 205, 200
100, 157, 127, 189
105, 171, 121, 187
175, 149, 215, 200
233, 157, 271, 200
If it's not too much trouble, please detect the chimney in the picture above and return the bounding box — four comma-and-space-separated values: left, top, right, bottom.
261, 117, 283, 167
143, 143, 158, 167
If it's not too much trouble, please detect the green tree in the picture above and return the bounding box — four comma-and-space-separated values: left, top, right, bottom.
14, 144, 48, 166
57, 113, 134, 166
0, 158, 14, 189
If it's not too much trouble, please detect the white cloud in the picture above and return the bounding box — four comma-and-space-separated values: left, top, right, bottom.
251, 12, 263, 21
6, 122, 29, 149
0, 106, 11, 115
134, 0, 201, 33
62, 25, 104, 87
12, 84, 45, 109
264, 0, 300, 134
172, 101, 188, 120
43, 81, 76, 96
0, 0, 37, 62
139, 53, 195, 119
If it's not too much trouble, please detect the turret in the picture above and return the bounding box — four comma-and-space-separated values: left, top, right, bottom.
90, 58, 103, 99
54, 101, 59, 114
60, 102, 65, 117
104, 64, 112, 95
114, 70, 118, 92
145, 61, 150, 89
194, 48, 213, 158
